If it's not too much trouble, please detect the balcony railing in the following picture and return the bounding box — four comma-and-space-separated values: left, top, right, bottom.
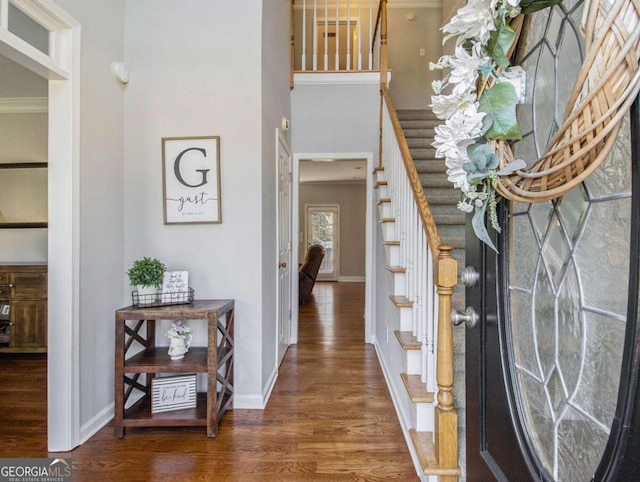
291, 0, 381, 74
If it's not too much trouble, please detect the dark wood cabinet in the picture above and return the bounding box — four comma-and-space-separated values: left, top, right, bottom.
114, 300, 234, 438
0, 264, 47, 353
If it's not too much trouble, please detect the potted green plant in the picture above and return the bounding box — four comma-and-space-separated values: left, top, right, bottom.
127, 257, 166, 304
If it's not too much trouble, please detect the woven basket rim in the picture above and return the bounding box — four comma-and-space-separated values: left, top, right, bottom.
493, 0, 640, 203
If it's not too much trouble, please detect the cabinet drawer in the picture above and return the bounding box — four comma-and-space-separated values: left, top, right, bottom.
0, 272, 8, 283
0, 284, 10, 300
10, 272, 47, 299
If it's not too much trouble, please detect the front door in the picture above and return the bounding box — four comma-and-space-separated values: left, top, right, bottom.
465, 1, 640, 480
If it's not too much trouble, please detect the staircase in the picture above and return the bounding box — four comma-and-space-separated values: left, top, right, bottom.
396, 109, 468, 476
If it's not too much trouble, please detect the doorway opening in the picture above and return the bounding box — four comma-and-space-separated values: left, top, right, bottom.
291, 153, 374, 344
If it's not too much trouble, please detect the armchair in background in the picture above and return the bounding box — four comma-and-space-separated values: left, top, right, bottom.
298, 244, 325, 304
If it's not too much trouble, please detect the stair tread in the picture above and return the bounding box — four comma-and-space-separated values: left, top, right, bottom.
383, 240, 400, 246
390, 295, 413, 308
379, 217, 395, 223
377, 197, 391, 205
401, 373, 434, 403
386, 265, 406, 274
394, 330, 420, 350
396, 109, 439, 121
410, 429, 462, 476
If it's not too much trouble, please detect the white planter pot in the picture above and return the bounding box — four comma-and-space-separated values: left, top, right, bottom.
136, 285, 158, 305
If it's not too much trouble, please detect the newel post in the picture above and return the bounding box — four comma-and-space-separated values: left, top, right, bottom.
380, 0, 388, 86
435, 244, 459, 475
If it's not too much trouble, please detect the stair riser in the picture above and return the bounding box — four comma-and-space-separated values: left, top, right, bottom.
406, 349, 421, 376
377, 202, 392, 219
385, 243, 400, 266
376, 184, 389, 198
415, 403, 435, 432
399, 306, 413, 332
393, 271, 406, 297
380, 221, 396, 240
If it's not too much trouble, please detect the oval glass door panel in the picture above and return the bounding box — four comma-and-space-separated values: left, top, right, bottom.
506, 1, 631, 480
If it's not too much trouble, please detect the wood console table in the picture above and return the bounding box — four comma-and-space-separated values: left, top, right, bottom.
114, 300, 234, 437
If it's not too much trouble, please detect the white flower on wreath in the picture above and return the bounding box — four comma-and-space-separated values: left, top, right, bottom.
449, 43, 491, 95
442, 0, 497, 44
433, 110, 486, 160
430, 91, 480, 121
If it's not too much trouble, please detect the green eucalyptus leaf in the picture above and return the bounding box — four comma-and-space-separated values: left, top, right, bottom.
496, 158, 527, 176
478, 82, 522, 140
519, 0, 562, 15
487, 20, 516, 69
472, 202, 499, 253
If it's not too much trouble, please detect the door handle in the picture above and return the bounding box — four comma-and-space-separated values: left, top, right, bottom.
451, 307, 479, 329
460, 266, 479, 287
279, 262, 287, 268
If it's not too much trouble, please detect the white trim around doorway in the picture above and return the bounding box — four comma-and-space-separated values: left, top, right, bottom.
0, 0, 82, 452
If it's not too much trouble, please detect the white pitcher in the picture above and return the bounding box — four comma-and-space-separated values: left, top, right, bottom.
168, 334, 191, 360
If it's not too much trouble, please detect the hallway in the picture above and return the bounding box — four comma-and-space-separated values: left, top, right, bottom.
0, 282, 417, 481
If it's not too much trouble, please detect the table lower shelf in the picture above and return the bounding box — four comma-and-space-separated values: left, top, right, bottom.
122, 392, 208, 428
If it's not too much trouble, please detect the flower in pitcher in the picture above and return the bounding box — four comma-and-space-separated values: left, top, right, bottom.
166, 321, 193, 338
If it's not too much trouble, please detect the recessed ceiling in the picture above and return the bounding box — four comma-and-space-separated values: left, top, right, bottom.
300, 159, 367, 183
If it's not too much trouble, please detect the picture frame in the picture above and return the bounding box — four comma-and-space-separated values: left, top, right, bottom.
151, 374, 197, 413
162, 136, 221, 224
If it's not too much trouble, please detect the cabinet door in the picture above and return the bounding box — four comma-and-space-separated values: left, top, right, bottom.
11, 300, 47, 348
10, 272, 47, 300
0, 271, 9, 300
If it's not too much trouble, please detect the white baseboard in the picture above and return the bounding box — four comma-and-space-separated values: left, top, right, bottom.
337, 276, 366, 282
262, 366, 278, 406
80, 402, 114, 444
373, 336, 425, 481
233, 394, 266, 409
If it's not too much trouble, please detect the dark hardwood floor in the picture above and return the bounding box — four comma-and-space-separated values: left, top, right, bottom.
0, 282, 418, 481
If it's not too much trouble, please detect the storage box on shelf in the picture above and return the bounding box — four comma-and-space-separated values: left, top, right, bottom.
0, 264, 47, 353
114, 299, 234, 438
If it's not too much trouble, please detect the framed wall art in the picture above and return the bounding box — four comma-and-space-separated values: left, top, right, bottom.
162, 136, 221, 224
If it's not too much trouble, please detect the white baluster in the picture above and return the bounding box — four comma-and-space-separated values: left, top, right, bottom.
313, 0, 318, 71
368, 0, 373, 69
346, 0, 351, 70
324, 0, 328, 70
302, 0, 307, 71
335, 0, 339, 70
427, 248, 436, 392
357, 0, 362, 70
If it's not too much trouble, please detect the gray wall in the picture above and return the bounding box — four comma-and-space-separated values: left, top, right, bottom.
53, 0, 126, 437
123, 0, 290, 407
299, 182, 366, 278
387, 6, 443, 110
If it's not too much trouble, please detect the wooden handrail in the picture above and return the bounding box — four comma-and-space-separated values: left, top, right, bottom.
381, 85, 442, 257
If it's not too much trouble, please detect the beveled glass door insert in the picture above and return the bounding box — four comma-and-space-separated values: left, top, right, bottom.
506, 0, 631, 480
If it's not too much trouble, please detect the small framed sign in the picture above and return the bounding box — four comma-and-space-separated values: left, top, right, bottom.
162, 136, 222, 224
151, 374, 197, 413
160, 271, 190, 304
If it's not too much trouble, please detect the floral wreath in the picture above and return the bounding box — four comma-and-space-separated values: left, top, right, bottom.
430, 0, 640, 252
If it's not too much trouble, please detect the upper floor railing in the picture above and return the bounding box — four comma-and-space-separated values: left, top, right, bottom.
291, 0, 382, 74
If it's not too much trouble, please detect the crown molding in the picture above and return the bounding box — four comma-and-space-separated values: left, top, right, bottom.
0, 97, 48, 113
